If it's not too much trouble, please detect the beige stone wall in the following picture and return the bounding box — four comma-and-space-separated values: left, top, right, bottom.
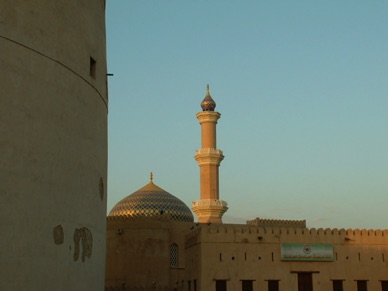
0, 1, 107, 290
106, 219, 193, 290
185, 224, 388, 290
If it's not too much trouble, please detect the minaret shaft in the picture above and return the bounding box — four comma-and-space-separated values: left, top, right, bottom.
199, 164, 220, 200
201, 121, 217, 148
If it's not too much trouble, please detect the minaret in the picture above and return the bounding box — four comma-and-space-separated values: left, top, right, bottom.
192, 85, 228, 223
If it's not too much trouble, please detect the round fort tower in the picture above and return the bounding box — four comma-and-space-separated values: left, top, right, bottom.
0, 1, 108, 290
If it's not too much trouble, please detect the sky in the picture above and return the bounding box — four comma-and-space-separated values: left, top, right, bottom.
105, 1, 388, 230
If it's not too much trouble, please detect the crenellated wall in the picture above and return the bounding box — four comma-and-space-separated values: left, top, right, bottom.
247, 217, 306, 228
187, 224, 388, 243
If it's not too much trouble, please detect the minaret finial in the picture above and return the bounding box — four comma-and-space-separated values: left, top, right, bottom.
150, 172, 153, 182
201, 84, 216, 111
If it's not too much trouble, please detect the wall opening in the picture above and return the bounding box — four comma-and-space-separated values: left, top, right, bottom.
267, 280, 279, 291
170, 243, 178, 267
356, 280, 367, 291
241, 280, 253, 291
298, 273, 313, 291
215, 280, 227, 291
332, 280, 344, 291
90, 57, 96, 78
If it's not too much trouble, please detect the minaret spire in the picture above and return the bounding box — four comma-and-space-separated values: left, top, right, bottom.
192, 85, 228, 223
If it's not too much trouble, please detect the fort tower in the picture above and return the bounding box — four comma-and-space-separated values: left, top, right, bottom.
0, 1, 108, 289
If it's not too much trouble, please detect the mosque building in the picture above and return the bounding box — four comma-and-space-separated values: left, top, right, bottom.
105, 86, 388, 291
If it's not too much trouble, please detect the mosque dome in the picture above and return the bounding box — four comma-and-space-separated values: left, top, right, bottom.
108, 174, 194, 222
201, 84, 216, 111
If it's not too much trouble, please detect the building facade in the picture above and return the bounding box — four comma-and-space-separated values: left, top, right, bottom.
185, 224, 388, 291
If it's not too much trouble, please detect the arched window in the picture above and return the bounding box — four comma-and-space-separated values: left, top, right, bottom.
170, 243, 178, 267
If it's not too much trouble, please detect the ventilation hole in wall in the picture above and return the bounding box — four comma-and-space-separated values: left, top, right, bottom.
219, 253, 222, 262
371, 257, 373, 260
358, 252, 361, 261
232, 256, 235, 260
99, 177, 104, 201
271, 252, 274, 262
346, 256, 349, 259
90, 57, 96, 78
258, 256, 261, 260
335, 252, 338, 260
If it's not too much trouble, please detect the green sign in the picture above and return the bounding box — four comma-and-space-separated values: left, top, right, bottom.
281, 244, 334, 261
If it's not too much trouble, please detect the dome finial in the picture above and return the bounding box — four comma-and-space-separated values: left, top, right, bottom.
150, 172, 153, 182
201, 84, 216, 111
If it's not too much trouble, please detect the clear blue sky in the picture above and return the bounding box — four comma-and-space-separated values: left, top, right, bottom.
106, 1, 388, 229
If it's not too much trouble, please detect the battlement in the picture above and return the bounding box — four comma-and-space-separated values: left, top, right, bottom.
247, 217, 306, 228
186, 223, 388, 246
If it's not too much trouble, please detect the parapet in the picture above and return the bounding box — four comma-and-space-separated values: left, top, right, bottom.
247, 217, 306, 228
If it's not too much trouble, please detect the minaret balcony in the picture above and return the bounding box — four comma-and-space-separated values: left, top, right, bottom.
192, 199, 229, 223
196, 111, 221, 124
192, 199, 228, 208
195, 148, 224, 166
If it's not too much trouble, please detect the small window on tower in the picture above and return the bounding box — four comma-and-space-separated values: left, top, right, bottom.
90, 57, 96, 78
